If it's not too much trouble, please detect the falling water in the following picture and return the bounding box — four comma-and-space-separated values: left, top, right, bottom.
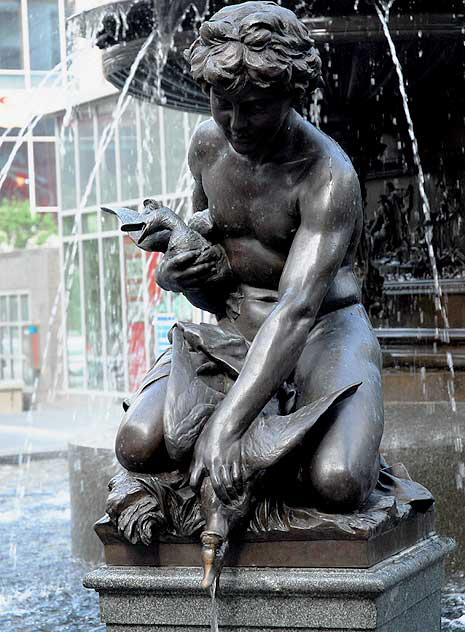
373, 3, 463, 506
84, 31, 156, 209
48, 17, 199, 399
0, 79, 63, 190
0, 59, 67, 149
111, 109, 203, 382
373, 1, 449, 332
60, 29, 157, 330
0, 38, 93, 185
309, 88, 322, 129
5, 29, 159, 570
210, 577, 219, 632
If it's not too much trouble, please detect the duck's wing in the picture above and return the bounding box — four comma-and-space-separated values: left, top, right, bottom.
241, 382, 361, 476
164, 326, 224, 462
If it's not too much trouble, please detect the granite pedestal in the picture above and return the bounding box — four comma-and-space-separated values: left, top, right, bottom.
84, 535, 454, 632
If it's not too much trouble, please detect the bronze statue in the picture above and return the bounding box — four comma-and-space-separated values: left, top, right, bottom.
102, 1, 432, 588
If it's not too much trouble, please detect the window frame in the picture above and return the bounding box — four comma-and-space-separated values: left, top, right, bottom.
0, 290, 32, 385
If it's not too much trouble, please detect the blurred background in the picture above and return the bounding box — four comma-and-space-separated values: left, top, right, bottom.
0, 0, 464, 630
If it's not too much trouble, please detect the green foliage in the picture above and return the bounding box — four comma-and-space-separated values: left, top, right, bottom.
0, 199, 57, 249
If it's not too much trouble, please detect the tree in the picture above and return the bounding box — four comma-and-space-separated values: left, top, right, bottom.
0, 199, 57, 250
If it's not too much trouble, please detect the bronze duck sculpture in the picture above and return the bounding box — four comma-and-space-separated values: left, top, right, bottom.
166, 325, 361, 589
102, 198, 213, 257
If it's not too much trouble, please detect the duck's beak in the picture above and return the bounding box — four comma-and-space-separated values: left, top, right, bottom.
200, 531, 227, 590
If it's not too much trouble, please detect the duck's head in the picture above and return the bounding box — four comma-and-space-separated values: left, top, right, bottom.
200, 530, 227, 590
135, 199, 186, 252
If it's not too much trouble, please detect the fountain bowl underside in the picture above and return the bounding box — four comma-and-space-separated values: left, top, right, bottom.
86, 1, 464, 113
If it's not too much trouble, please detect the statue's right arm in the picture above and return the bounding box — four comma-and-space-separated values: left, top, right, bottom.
155, 124, 233, 315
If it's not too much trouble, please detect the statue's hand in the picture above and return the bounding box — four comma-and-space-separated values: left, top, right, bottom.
156, 249, 218, 292
190, 424, 243, 505
157, 245, 232, 293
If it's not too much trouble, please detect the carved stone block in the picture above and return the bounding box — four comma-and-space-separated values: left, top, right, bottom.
84, 535, 454, 631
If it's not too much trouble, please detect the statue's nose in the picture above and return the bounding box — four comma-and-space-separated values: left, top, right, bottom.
231, 107, 247, 133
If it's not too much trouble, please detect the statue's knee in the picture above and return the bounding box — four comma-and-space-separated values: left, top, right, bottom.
115, 410, 165, 473
309, 462, 369, 512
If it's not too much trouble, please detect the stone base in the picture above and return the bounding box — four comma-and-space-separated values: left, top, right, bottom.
84, 535, 454, 631
95, 506, 435, 570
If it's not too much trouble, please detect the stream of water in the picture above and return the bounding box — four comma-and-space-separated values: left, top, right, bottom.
373, 0, 449, 331
373, 0, 463, 499
210, 578, 219, 632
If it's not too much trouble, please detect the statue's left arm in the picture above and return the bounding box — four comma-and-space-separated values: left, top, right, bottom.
190, 160, 362, 503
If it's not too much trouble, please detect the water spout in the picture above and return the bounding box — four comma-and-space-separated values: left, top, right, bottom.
201, 531, 227, 591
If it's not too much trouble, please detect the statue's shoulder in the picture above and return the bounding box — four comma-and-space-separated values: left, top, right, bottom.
188, 118, 226, 172
305, 121, 358, 184
294, 119, 362, 214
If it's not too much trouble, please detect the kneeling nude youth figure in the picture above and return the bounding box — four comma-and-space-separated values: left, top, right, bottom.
105, 1, 432, 588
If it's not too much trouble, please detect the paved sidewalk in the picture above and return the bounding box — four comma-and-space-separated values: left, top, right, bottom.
0, 395, 123, 462
1, 394, 463, 462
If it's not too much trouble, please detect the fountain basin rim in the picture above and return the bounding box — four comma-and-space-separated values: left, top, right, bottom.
83, 534, 455, 595
68, 3, 465, 44
67, 0, 147, 38
303, 13, 465, 42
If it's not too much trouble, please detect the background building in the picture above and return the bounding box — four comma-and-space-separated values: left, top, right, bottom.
0, 247, 60, 403
56, 95, 206, 395
2, 0, 464, 403
0, 0, 66, 406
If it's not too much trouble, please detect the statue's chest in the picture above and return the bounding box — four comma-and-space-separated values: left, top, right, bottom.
203, 160, 300, 248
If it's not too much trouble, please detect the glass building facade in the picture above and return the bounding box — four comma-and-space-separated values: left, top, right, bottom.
0, 115, 59, 211
0, 0, 65, 213
0, 0, 63, 89
57, 95, 207, 394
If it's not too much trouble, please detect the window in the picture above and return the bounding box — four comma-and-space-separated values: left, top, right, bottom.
119, 100, 139, 200
1, 120, 59, 212
0, 292, 33, 385
164, 109, 188, 194
59, 121, 78, 210
96, 100, 118, 204
64, 242, 84, 388
78, 111, 96, 207
58, 96, 201, 394
0, 142, 29, 204
103, 237, 124, 391
140, 101, 162, 196
0, 0, 23, 70
33, 141, 57, 206
0, 0, 63, 87
28, 0, 60, 76
82, 239, 103, 388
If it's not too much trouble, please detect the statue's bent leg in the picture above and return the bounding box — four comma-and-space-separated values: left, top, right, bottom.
115, 352, 173, 473
294, 303, 384, 512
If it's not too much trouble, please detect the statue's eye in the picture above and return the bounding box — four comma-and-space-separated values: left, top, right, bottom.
215, 96, 232, 109
249, 101, 268, 113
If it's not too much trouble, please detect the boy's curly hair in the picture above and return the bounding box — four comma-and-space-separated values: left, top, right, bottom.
186, 1, 322, 103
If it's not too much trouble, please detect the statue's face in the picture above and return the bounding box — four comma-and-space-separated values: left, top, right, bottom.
210, 83, 293, 156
